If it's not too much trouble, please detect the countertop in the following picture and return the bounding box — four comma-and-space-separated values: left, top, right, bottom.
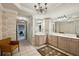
50, 33, 79, 39
35, 32, 79, 39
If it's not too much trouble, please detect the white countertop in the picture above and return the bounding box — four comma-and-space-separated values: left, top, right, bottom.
35, 32, 79, 39
35, 32, 46, 35
50, 33, 79, 39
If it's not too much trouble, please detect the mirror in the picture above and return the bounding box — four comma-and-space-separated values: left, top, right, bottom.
53, 17, 79, 34
35, 19, 45, 33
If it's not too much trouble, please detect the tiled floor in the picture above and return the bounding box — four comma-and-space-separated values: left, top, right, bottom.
13, 40, 41, 56
0, 40, 72, 56
1, 40, 41, 56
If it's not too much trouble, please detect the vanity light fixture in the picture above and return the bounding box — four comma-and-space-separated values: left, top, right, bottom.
57, 15, 67, 19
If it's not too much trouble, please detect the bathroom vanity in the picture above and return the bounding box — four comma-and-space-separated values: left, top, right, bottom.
32, 33, 79, 56
48, 33, 79, 56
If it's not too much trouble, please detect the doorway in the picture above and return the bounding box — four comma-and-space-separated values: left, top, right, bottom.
16, 20, 27, 41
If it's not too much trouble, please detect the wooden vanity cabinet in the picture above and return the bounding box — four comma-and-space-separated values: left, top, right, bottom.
48, 35, 52, 44
58, 36, 66, 50
34, 35, 46, 46
38, 35, 46, 45
32, 36, 38, 46
33, 35, 79, 55
48, 35, 58, 47
58, 36, 79, 55
58, 37, 71, 53
69, 39, 79, 55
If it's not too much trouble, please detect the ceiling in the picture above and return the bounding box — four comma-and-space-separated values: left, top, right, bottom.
1, 3, 32, 17
19, 3, 79, 16
1, 3, 79, 18
19, 3, 62, 13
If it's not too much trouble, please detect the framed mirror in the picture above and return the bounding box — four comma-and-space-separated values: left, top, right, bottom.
51, 17, 79, 35
35, 19, 44, 33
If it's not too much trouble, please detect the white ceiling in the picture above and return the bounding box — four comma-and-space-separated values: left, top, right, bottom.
19, 3, 79, 16
20, 3, 61, 11
2, 3, 79, 18
19, 3, 62, 14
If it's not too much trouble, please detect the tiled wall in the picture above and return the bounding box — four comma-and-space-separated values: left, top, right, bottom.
2, 11, 17, 40
45, 18, 49, 34
0, 11, 2, 39
26, 16, 34, 44
0, 4, 3, 39
0, 6, 17, 40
